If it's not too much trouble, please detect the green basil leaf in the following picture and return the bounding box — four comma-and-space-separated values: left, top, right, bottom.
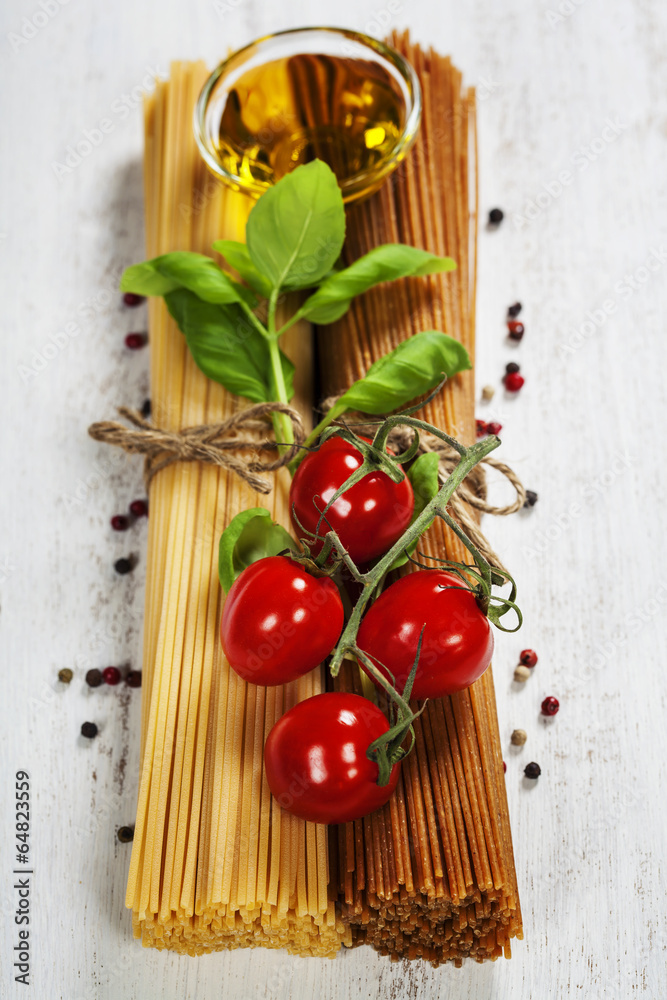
120, 253, 256, 307
212, 240, 273, 298
246, 160, 346, 292
155, 251, 257, 306
121, 260, 179, 297
331, 331, 471, 417
218, 508, 296, 593
297, 245, 456, 324
385, 452, 440, 572
164, 289, 294, 404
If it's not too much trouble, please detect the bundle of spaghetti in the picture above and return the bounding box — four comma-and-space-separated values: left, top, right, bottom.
125, 61, 349, 957
318, 33, 522, 965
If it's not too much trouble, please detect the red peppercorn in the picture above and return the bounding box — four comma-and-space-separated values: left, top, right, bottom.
541, 696, 559, 717
123, 292, 144, 307
502, 761, 507, 773
126, 670, 142, 689
103, 666, 122, 686
505, 372, 525, 392
486, 421, 502, 436
520, 649, 538, 667
507, 320, 525, 342
111, 515, 129, 531
476, 419, 488, 438
124, 332, 145, 350
129, 499, 148, 518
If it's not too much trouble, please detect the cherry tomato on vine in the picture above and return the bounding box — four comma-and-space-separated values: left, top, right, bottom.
221, 556, 344, 685
357, 570, 494, 699
289, 435, 414, 565
264, 692, 400, 823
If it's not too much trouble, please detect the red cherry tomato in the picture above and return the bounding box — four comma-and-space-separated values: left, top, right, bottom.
221, 556, 344, 685
264, 692, 400, 823
289, 435, 414, 564
357, 570, 494, 699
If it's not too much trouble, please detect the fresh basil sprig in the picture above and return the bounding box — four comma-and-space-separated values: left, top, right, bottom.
219, 508, 297, 593
164, 289, 295, 405
121, 159, 468, 448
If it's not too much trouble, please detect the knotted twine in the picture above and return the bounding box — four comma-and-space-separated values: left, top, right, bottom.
88, 399, 525, 573
87, 403, 305, 495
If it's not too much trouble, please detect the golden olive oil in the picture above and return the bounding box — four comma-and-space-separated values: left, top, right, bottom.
212, 53, 406, 195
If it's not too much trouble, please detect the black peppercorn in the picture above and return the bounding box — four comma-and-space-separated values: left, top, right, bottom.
524, 762, 541, 779
117, 826, 135, 843
524, 490, 538, 508
488, 208, 504, 225
505, 362, 520, 375
508, 302, 522, 317
86, 668, 103, 688
140, 399, 151, 418
126, 670, 142, 689
81, 721, 98, 739
114, 557, 133, 575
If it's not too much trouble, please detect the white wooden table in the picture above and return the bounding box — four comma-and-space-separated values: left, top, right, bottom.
1, 1, 666, 997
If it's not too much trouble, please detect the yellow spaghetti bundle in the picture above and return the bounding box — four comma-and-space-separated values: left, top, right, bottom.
126, 61, 348, 956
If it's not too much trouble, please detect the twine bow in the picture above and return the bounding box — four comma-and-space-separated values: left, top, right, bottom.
88, 404, 305, 495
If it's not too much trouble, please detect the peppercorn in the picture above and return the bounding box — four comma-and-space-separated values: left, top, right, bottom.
486, 421, 502, 436
505, 362, 520, 374
129, 499, 148, 518
126, 670, 142, 689
511, 728, 527, 746
541, 696, 560, 717
58, 668, 73, 684
502, 761, 507, 773
513, 665, 531, 682
507, 321, 525, 342
123, 292, 144, 307
508, 302, 522, 317
505, 372, 525, 392
140, 398, 151, 418
519, 649, 538, 667
524, 761, 541, 779
476, 419, 488, 438
488, 208, 504, 225
111, 515, 129, 531
125, 332, 146, 350
114, 557, 133, 575
103, 666, 121, 686
86, 668, 103, 688
524, 490, 538, 508
81, 721, 98, 739
117, 826, 135, 843
481, 384, 495, 401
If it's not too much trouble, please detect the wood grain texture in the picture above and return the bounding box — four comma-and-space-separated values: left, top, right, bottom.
0, 0, 666, 997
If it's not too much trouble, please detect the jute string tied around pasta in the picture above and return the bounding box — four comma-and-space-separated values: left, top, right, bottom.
322, 399, 527, 575
88, 404, 305, 495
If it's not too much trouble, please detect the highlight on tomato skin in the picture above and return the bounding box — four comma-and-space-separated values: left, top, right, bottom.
357, 570, 494, 699
264, 692, 400, 824
220, 556, 344, 686
289, 435, 414, 565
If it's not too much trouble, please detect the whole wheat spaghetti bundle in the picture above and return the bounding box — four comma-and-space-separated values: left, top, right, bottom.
127, 61, 348, 956
318, 33, 523, 965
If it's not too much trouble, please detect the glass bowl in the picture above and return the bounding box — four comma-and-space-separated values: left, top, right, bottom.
194, 27, 422, 204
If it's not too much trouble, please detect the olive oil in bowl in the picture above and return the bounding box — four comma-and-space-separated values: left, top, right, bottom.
195, 29, 421, 203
